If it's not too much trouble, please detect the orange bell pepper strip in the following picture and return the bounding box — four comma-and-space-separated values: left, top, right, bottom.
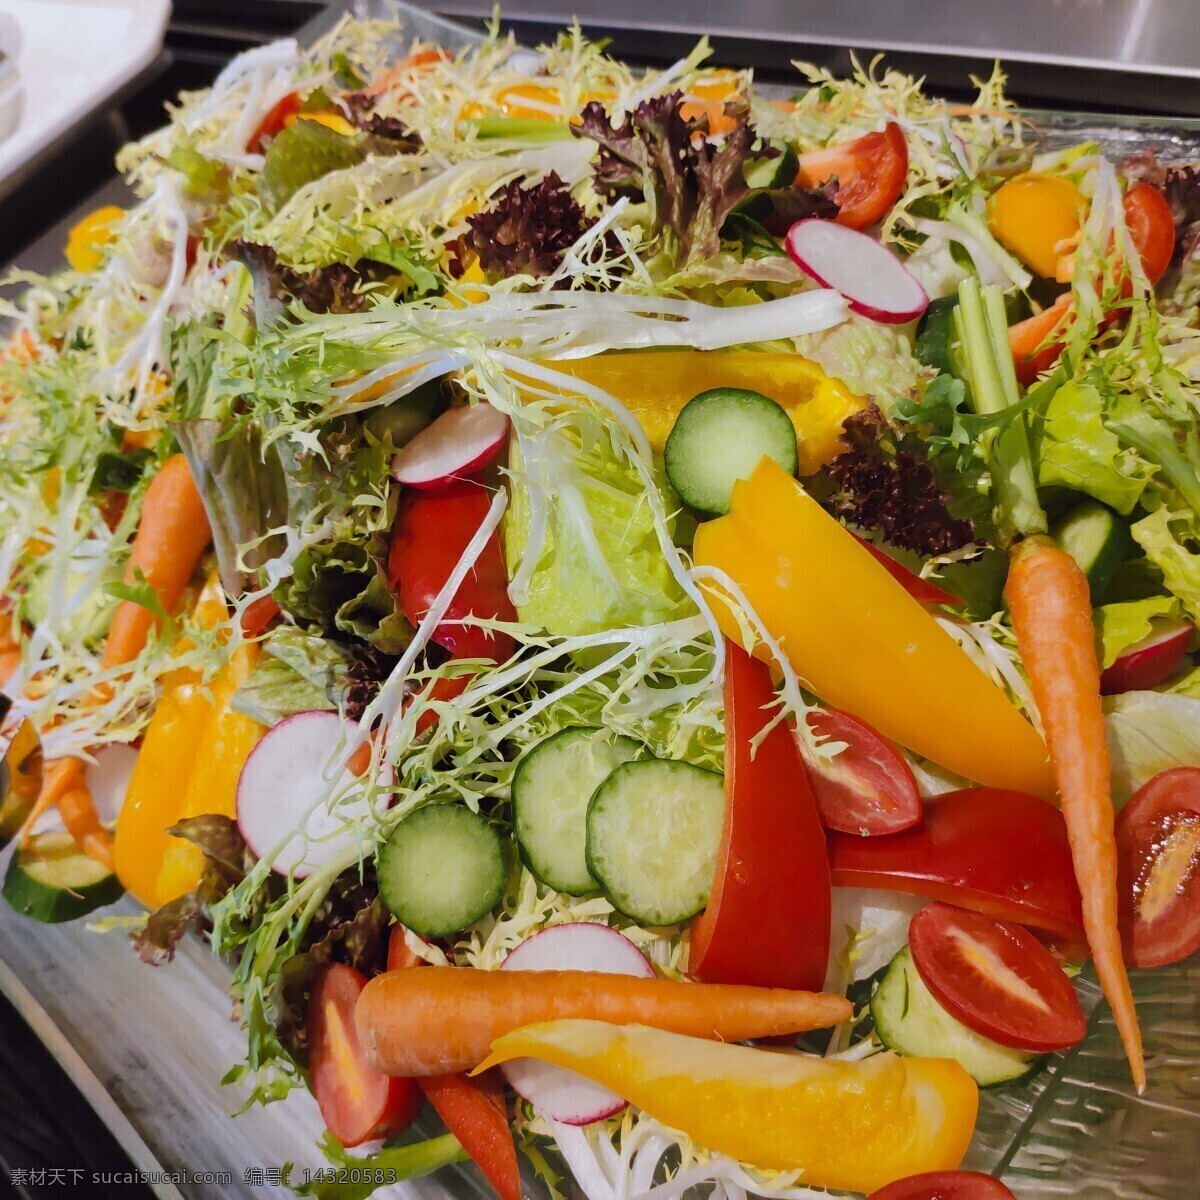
478, 1021, 977, 1195
692, 458, 1055, 797
114, 577, 263, 909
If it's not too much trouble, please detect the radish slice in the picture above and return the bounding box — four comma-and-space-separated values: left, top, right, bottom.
236, 711, 392, 878
785, 218, 928, 325
500, 924, 654, 1124
391, 403, 509, 490
87, 744, 139, 826
1101, 622, 1193, 695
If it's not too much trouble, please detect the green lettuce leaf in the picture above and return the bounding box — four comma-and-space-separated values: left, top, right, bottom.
1034, 379, 1149, 515
1105, 689, 1200, 803
232, 626, 358, 727
173, 419, 289, 596
505, 430, 691, 636
1132, 505, 1200, 620
1093, 595, 1183, 668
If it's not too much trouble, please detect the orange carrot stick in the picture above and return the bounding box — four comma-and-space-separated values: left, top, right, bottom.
355, 967, 853, 1076
101, 454, 211, 671
58, 785, 114, 871
1006, 535, 1145, 1093
17, 757, 84, 848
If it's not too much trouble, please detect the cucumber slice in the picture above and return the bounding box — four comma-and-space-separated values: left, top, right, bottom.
513, 727, 644, 894
872, 946, 1042, 1087
586, 759, 725, 926
664, 388, 799, 516
743, 140, 799, 191
377, 805, 506, 938
1052, 499, 1130, 598
3, 832, 124, 924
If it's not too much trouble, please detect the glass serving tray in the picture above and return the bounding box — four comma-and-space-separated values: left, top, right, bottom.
3, 3, 1200, 1197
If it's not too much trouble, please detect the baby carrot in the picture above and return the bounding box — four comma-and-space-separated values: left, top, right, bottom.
102, 454, 211, 671
355, 967, 852, 1076
959, 276, 1144, 1091
1006, 536, 1144, 1092
58, 785, 114, 872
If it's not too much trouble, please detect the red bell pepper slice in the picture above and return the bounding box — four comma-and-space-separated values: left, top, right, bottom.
388, 477, 517, 662
690, 640, 831, 991
384, 929, 521, 1200
828, 786, 1085, 943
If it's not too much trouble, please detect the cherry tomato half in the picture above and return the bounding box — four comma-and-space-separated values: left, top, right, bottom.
308, 963, 424, 1146
795, 122, 909, 231
803, 707, 922, 835
828, 787, 1085, 943
1116, 767, 1200, 968
1124, 181, 1175, 287
868, 1170, 1016, 1200
909, 902, 1086, 1052
388, 476, 517, 662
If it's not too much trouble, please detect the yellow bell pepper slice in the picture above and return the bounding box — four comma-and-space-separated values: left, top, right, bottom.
693, 458, 1055, 797
291, 110, 358, 138
479, 1020, 977, 1195
540, 350, 865, 476
987, 173, 1086, 280
114, 580, 263, 909
65, 205, 125, 272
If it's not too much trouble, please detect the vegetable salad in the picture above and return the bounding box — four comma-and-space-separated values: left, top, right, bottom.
3, 14, 1200, 1200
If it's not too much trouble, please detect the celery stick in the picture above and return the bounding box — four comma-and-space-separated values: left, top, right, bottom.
956, 277, 1047, 540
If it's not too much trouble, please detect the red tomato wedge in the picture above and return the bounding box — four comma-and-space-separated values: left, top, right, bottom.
829, 787, 1085, 942
868, 1170, 1016, 1200
803, 707, 923, 835
1124, 182, 1175, 287
795, 122, 909, 231
384, 929, 521, 1200
690, 640, 831, 990
246, 92, 302, 153
388, 476, 517, 662
308, 964, 424, 1147
851, 534, 962, 606
909, 902, 1086, 1053
1116, 767, 1200, 968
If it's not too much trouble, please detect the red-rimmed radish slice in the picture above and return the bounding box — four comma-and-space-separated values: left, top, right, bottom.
1100, 621, 1193, 695
908, 902, 1086, 1053
867, 1170, 1016, 1200
802, 708, 922, 836
851, 533, 962, 607
391, 403, 509, 490
1117, 767, 1200, 968
499, 924, 654, 1124
236, 711, 392, 879
785, 218, 928, 324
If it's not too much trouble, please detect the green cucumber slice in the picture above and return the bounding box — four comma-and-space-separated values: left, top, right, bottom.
586, 759, 725, 926
743, 140, 800, 191
513, 727, 645, 894
1052, 499, 1130, 598
872, 946, 1042, 1087
664, 387, 799, 516
3, 832, 124, 924
377, 805, 506, 938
